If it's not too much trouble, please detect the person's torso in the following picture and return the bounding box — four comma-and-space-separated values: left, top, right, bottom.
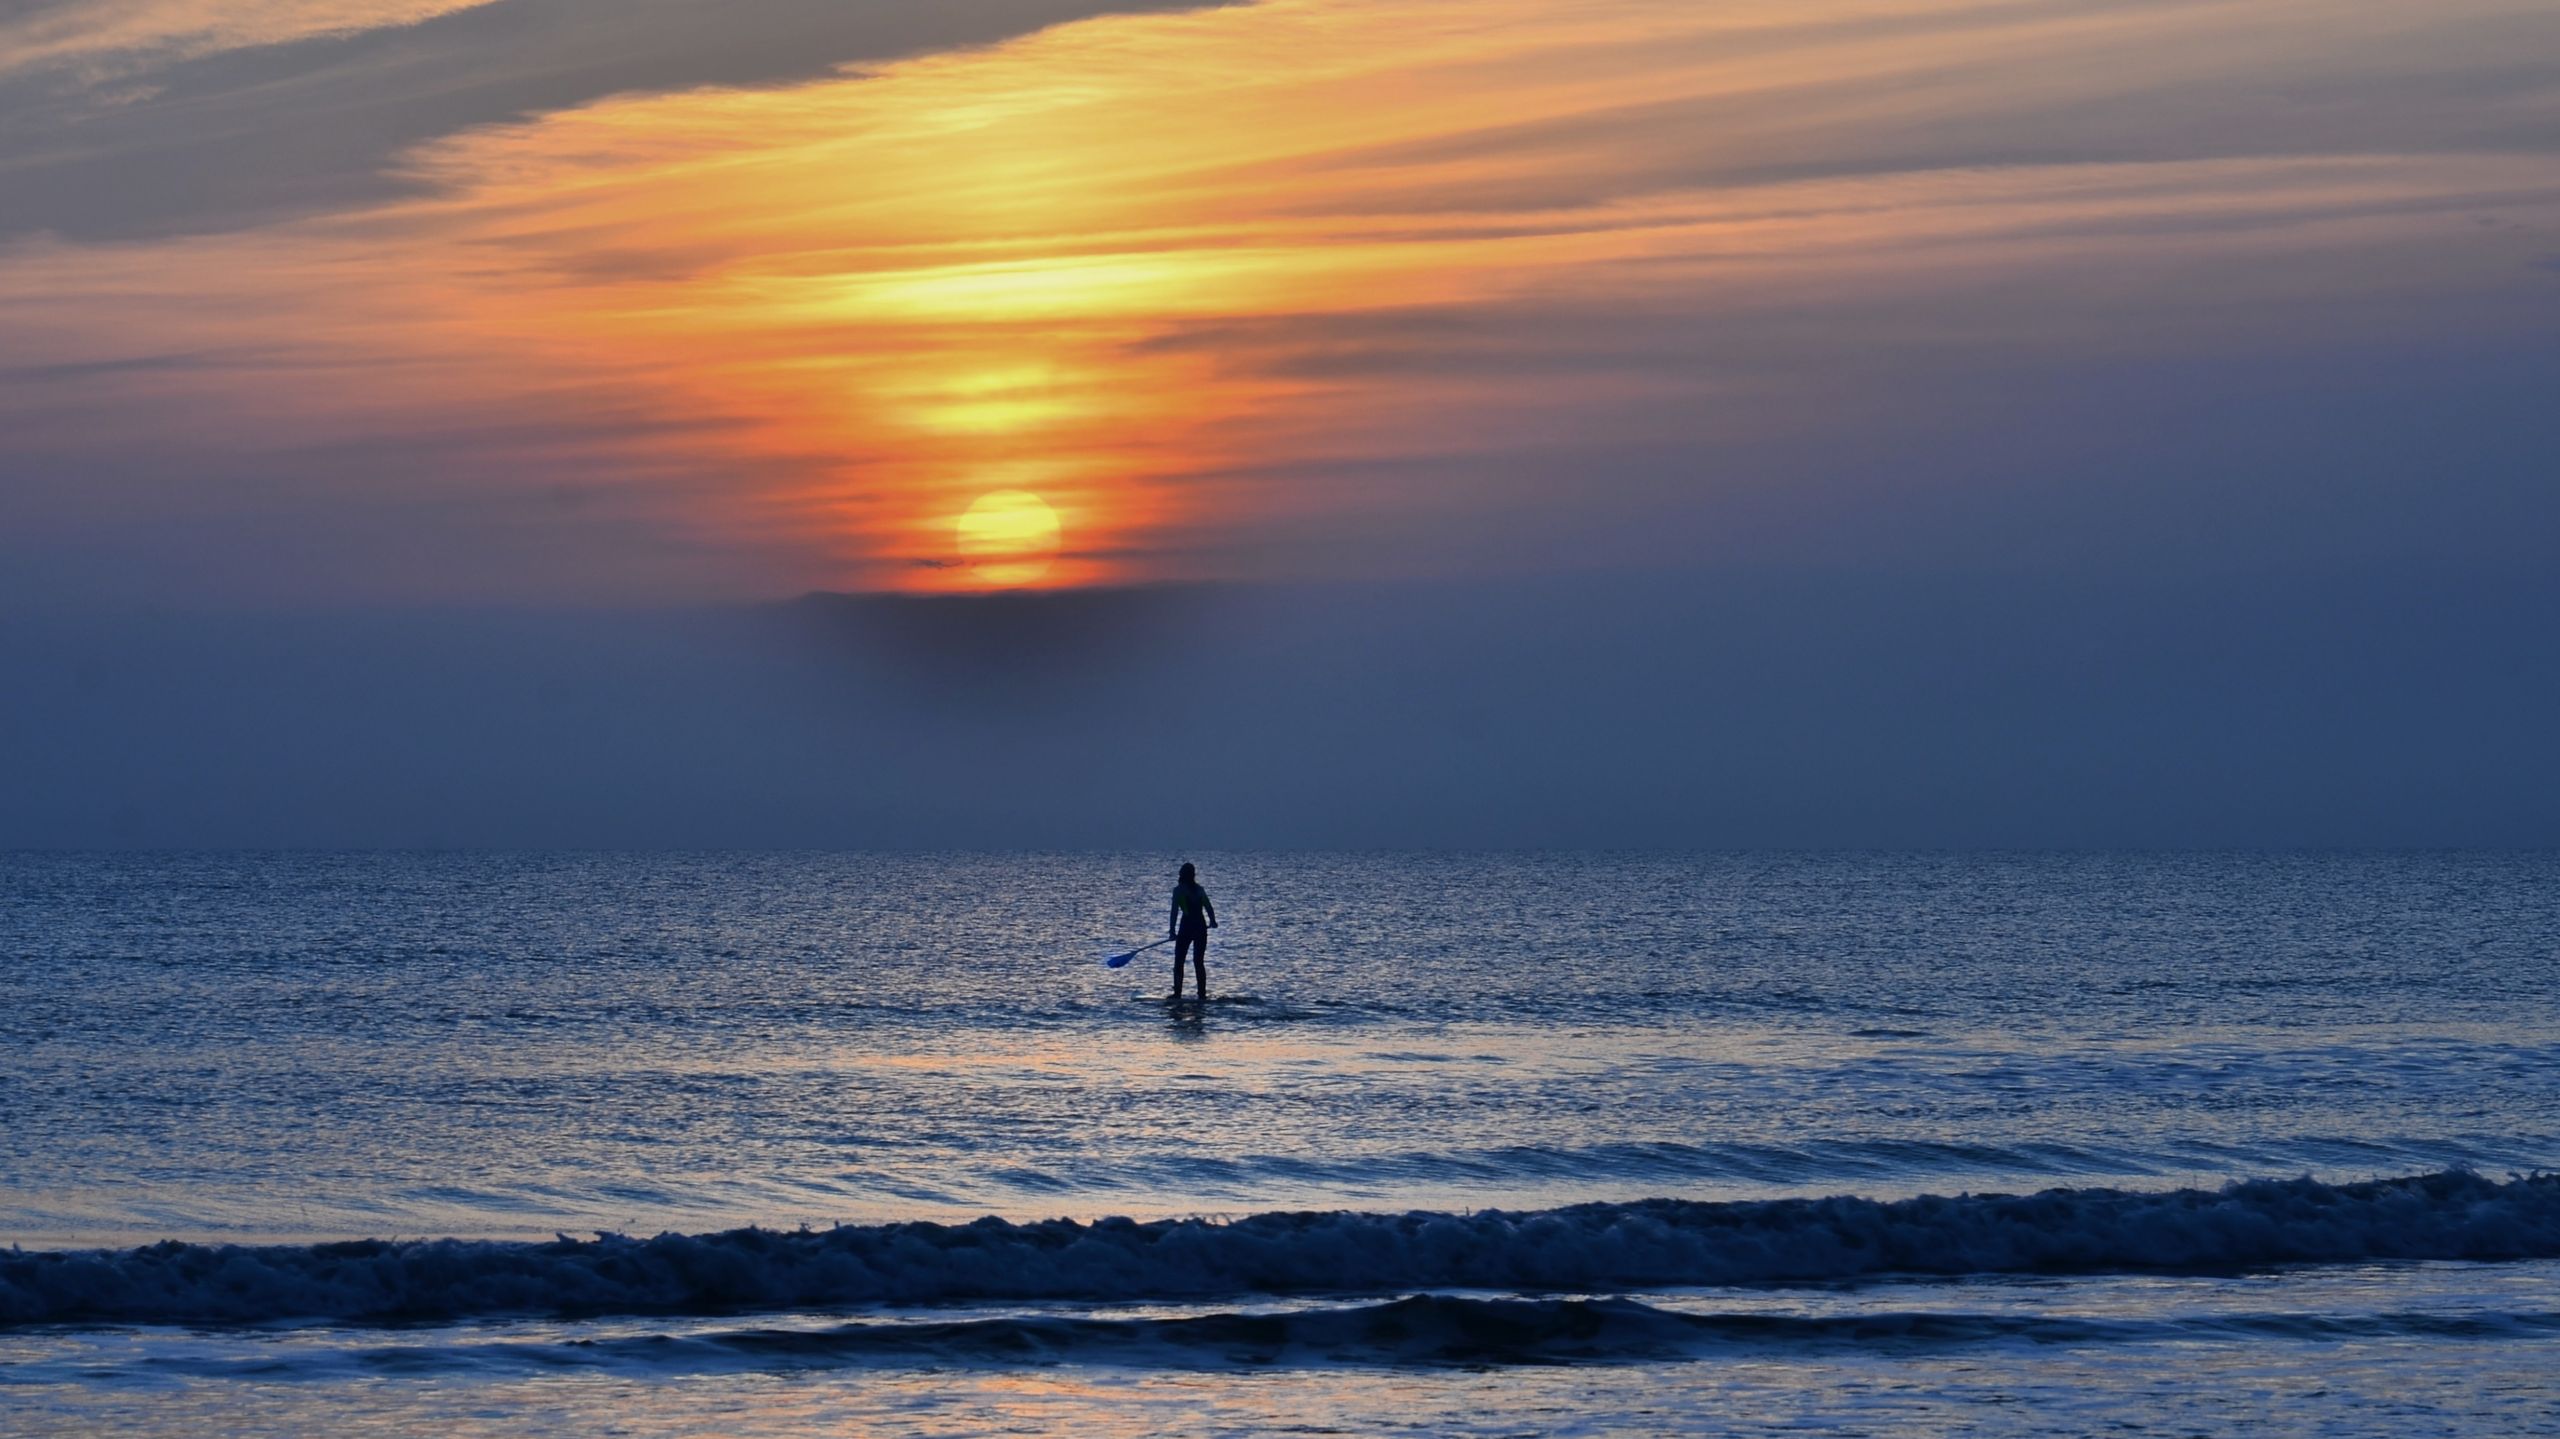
1173, 882, 1210, 927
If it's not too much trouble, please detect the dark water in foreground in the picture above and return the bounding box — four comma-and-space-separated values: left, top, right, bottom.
3, 851, 2556, 1435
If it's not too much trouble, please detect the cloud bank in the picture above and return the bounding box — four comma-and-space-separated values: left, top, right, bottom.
4, 566, 2553, 848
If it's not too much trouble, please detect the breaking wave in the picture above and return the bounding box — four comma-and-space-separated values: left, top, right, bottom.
7, 1170, 2559, 1328
38, 1295, 2560, 1381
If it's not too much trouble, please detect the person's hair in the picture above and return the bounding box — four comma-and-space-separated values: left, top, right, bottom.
1178, 862, 1196, 882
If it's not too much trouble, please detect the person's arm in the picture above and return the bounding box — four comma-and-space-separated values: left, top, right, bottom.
1169, 891, 1180, 939
1206, 893, 1218, 928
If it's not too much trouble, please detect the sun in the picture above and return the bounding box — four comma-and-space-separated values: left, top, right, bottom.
954, 489, 1062, 587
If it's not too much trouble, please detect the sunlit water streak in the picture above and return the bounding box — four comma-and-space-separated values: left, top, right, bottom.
3, 850, 2557, 1434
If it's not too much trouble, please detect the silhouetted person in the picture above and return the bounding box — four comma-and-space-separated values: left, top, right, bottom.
1169, 861, 1217, 1000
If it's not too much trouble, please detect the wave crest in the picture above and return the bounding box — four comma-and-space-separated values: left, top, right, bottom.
7, 1169, 2558, 1328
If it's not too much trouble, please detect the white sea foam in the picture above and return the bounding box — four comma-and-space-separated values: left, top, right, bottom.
7, 1170, 2557, 1327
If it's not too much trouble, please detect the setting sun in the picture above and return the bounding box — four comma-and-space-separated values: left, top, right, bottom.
954, 490, 1062, 587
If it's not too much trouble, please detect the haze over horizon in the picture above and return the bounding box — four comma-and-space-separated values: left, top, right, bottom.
3, 565, 2551, 850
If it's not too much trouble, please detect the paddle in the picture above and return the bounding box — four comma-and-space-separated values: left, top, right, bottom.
1102, 937, 1176, 969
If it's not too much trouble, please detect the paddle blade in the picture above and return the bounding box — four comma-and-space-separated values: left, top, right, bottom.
1103, 950, 1136, 968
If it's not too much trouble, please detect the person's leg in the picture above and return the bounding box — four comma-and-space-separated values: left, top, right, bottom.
1191, 931, 1209, 1000
1171, 936, 1193, 998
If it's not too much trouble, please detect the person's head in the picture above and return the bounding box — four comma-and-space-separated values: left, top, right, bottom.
1178, 862, 1196, 883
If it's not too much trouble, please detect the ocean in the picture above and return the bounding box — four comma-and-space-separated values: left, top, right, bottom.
4, 850, 2558, 1436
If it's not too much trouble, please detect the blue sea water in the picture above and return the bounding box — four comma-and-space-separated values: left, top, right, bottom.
4, 850, 2558, 1436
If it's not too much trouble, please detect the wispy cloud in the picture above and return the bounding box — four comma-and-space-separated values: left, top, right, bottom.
0, 0, 500, 80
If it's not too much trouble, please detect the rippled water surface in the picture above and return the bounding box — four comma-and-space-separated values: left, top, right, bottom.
4, 850, 2557, 1435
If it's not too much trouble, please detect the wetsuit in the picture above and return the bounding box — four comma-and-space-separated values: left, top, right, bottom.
1170, 880, 1216, 996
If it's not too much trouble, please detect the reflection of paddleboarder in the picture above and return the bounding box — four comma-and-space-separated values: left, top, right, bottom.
1168, 862, 1218, 1001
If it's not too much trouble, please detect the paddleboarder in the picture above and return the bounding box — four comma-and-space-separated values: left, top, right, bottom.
1169, 861, 1217, 1001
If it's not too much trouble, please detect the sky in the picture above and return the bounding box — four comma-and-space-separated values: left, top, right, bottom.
2, 0, 2556, 845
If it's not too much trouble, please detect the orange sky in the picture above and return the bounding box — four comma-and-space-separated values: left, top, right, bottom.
2, 0, 2556, 598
